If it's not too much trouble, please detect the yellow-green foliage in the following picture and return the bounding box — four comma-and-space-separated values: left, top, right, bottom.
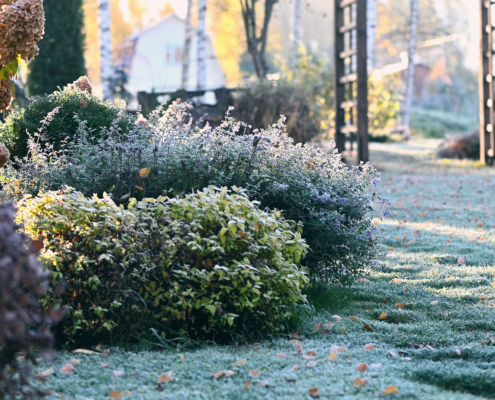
129, 187, 308, 340
17, 186, 308, 344
17, 188, 143, 346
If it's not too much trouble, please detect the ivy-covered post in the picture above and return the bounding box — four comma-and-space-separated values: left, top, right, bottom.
0, 0, 45, 111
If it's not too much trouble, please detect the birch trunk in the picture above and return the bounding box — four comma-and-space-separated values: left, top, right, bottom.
403, 0, 419, 130
367, 0, 377, 71
99, 0, 113, 100
291, 0, 302, 67
197, 0, 207, 91
181, 0, 193, 90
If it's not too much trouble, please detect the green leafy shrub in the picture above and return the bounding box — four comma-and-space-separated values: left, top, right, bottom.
17, 186, 308, 344
130, 186, 308, 340
0, 84, 134, 159
0, 201, 60, 398
17, 188, 143, 347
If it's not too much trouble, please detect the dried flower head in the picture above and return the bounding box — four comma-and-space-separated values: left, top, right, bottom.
0, 78, 13, 111
0, 142, 9, 167
0, 0, 45, 65
69, 76, 93, 95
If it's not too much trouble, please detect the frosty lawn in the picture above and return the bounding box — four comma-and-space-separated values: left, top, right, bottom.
35, 140, 495, 400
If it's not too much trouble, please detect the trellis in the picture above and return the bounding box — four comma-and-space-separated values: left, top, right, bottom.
334, 0, 369, 163
480, 0, 495, 165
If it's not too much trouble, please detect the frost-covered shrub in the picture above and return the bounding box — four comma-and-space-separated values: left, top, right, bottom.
0, 201, 60, 398
5, 102, 387, 280
130, 186, 308, 340
0, 80, 135, 159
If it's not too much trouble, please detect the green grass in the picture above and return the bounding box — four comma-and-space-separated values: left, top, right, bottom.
34, 140, 495, 399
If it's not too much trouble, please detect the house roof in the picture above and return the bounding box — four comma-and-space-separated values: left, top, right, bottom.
121, 13, 184, 45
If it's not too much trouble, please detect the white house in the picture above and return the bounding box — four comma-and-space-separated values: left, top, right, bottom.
118, 13, 226, 98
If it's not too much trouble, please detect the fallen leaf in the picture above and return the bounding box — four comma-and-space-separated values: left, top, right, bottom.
37, 368, 54, 378
179, 354, 184, 361
244, 380, 251, 390
68, 359, 80, 366
403, 286, 408, 291
324, 323, 335, 328
481, 296, 486, 302
329, 350, 337, 361
135, 186, 144, 191
363, 344, 374, 351
333, 315, 342, 322
382, 298, 387, 303
357, 278, 369, 284
384, 385, 399, 395
257, 381, 269, 387
312, 323, 322, 331
60, 364, 75, 375
214, 370, 235, 379
392, 278, 401, 284
395, 302, 406, 309
356, 363, 368, 372
389, 247, 394, 252
431, 301, 439, 306
332, 346, 347, 352
457, 257, 465, 265
108, 391, 121, 399
139, 167, 151, 178
306, 350, 317, 357
455, 349, 461, 355
100, 363, 109, 369
157, 374, 172, 383
349, 316, 358, 321
296, 341, 303, 355
232, 359, 247, 366
113, 370, 125, 379
378, 313, 387, 320
388, 352, 398, 357
353, 377, 368, 387
73, 349, 100, 355
491, 282, 495, 288
306, 361, 317, 368
238, 231, 248, 238
292, 365, 300, 371
341, 327, 347, 334
249, 370, 260, 378
363, 323, 374, 332
309, 388, 320, 398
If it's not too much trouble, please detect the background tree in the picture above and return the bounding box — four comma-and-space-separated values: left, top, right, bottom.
402, 0, 419, 130
27, 0, 86, 96
181, 0, 193, 90
99, 0, 113, 99
197, 0, 207, 90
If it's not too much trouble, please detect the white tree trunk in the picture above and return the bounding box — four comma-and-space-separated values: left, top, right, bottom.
367, 0, 377, 71
99, 0, 113, 100
181, 0, 193, 90
291, 0, 302, 67
197, 0, 207, 91
403, 0, 419, 130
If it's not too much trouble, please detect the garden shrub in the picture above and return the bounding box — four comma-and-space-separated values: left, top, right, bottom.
17, 186, 308, 343
437, 131, 480, 160
16, 188, 144, 347
129, 186, 308, 340
0, 201, 60, 398
7, 102, 387, 281
0, 79, 135, 159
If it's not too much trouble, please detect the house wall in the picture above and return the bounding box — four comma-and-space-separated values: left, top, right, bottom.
127, 15, 226, 95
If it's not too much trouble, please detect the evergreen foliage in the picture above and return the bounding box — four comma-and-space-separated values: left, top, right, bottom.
26, 0, 86, 96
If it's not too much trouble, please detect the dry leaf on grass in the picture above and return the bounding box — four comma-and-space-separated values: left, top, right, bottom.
388, 352, 398, 358
363, 344, 374, 351
244, 380, 251, 390
356, 363, 368, 372
332, 346, 347, 352
392, 278, 401, 284
353, 377, 368, 387
108, 391, 121, 399
113, 370, 125, 379
60, 364, 75, 375
292, 365, 300, 371
306, 350, 317, 357
296, 341, 303, 355
491, 282, 495, 288
330, 350, 337, 361
378, 313, 387, 320
349, 316, 358, 321
214, 370, 236, 379
395, 302, 405, 309
37, 368, 54, 379
100, 363, 109, 369
357, 278, 369, 284
457, 257, 466, 265
384, 385, 399, 395
157, 374, 172, 383
341, 327, 347, 334
73, 349, 100, 355
431, 301, 439, 306
306, 361, 317, 368
363, 323, 374, 332
455, 349, 462, 355
68, 359, 80, 366
248, 370, 260, 378
333, 315, 342, 321
309, 388, 320, 398
232, 359, 247, 366
179, 354, 184, 361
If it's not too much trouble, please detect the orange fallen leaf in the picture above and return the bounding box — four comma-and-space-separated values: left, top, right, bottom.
244, 380, 251, 390
108, 391, 121, 399
403, 286, 408, 291
384, 385, 399, 395
292, 365, 300, 371
349, 316, 358, 321
363, 323, 374, 332
363, 344, 374, 351
37, 368, 54, 378
491, 282, 495, 288
139, 167, 151, 178
353, 377, 368, 387
309, 388, 320, 398
157, 374, 172, 383
329, 350, 337, 361
60, 364, 75, 375
232, 359, 247, 366
214, 370, 235, 379
392, 278, 401, 284
356, 363, 368, 372
395, 302, 405, 309
389, 247, 394, 252
249, 370, 260, 378
378, 313, 387, 320
341, 327, 347, 334
135, 186, 144, 191
68, 359, 80, 366
306, 350, 317, 357
178, 354, 184, 361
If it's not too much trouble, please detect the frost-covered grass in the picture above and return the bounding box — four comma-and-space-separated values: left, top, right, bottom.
34, 140, 495, 399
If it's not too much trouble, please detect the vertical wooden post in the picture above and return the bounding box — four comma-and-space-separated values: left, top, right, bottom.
480, 0, 495, 165
356, 0, 369, 163
334, 1, 346, 154
334, 0, 369, 164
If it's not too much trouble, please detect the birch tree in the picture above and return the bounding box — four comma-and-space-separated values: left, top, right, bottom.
197, 0, 207, 90
403, 0, 419, 130
291, 0, 302, 67
99, 0, 113, 100
367, 0, 377, 70
181, 0, 193, 90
